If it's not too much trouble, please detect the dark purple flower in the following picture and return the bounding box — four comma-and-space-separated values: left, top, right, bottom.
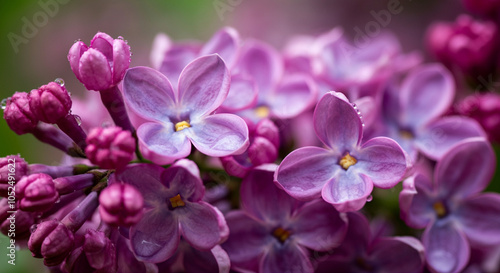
123, 54, 249, 165
462, 0, 500, 17
29, 219, 75, 266
109, 160, 229, 263
427, 15, 497, 76
85, 126, 136, 170
400, 138, 500, 273
275, 91, 408, 212
222, 164, 347, 273
98, 183, 144, 227
316, 212, 425, 273
29, 81, 72, 124
3, 92, 38, 135
68, 32, 131, 91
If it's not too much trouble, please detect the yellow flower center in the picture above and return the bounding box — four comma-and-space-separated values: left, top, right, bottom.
399, 129, 414, 139
175, 121, 191, 132
433, 201, 447, 218
272, 227, 291, 243
169, 194, 185, 208
255, 106, 270, 118
339, 153, 357, 170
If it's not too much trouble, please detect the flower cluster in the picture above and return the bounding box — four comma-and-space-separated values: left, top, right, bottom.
1, 2, 500, 272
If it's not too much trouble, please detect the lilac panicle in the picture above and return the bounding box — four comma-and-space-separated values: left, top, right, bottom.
68, 32, 130, 91
275, 91, 408, 212
98, 183, 144, 226
109, 160, 228, 263
400, 138, 499, 273
316, 212, 425, 273
3, 92, 38, 135
123, 54, 249, 165
85, 126, 136, 170
222, 164, 348, 273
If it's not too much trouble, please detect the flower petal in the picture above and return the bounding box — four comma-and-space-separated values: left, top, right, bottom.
130, 209, 179, 263
275, 146, 340, 201
415, 116, 487, 160
221, 211, 272, 272
399, 174, 435, 229
200, 27, 240, 69
291, 200, 347, 251
399, 64, 454, 128
68, 41, 88, 81
422, 221, 470, 273
90, 32, 114, 61
261, 243, 314, 273
177, 202, 227, 251
241, 165, 299, 224
183, 245, 230, 273
185, 113, 249, 157
79, 48, 112, 91
268, 74, 317, 119
112, 38, 131, 84
150, 33, 172, 70
161, 162, 204, 202
313, 91, 362, 151
322, 172, 373, 212
370, 237, 425, 273
220, 74, 258, 112
435, 138, 495, 199
355, 137, 407, 189
455, 193, 500, 246
137, 122, 191, 165
158, 42, 200, 87
178, 54, 230, 117
123, 66, 176, 122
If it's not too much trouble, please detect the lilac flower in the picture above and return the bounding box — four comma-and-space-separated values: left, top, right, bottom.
85, 126, 136, 170
375, 63, 486, 161
109, 160, 229, 263
222, 164, 347, 273
123, 54, 249, 165
316, 212, 425, 273
275, 91, 408, 212
400, 138, 500, 273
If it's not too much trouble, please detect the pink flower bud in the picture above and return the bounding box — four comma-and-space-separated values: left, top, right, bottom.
28, 219, 75, 266
3, 92, 38, 135
99, 183, 143, 226
85, 126, 136, 169
0, 155, 28, 197
29, 81, 72, 124
68, 32, 131, 91
455, 92, 500, 143
16, 173, 58, 212
0, 199, 34, 240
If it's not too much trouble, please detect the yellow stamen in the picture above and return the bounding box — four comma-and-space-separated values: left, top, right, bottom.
272, 227, 291, 243
339, 153, 357, 170
400, 129, 414, 139
175, 121, 191, 132
433, 201, 447, 218
169, 194, 185, 208
255, 106, 270, 118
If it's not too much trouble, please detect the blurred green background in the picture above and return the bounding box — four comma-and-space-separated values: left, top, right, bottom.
0, 0, 497, 272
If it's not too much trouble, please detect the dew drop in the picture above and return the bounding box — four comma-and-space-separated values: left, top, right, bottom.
366, 195, 373, 202
55, 197, 61, 204
54, 78, 65, 87
101, 121, 112, 128
30, 224, 38, 234
74, 115, 82, 126
1, 98, 8, 110
117, 36, 124, 40
352, 103, 357, 109
74, 39, 82, 43
362, 123, 365, 127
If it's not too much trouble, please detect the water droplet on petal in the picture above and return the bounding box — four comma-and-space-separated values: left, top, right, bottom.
1, 98, 8, 110
366, 195, 373, 202
74, 115, 82, 126
352, 103, 357, 109
117, 36, 124, 40
30, 224, 38, 233
54, 78, 65, 87
362, 123, 365, 127
74, 39, 81, 43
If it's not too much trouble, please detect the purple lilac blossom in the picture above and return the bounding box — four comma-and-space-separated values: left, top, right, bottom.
400, 138, 500, 273
315, 212, 425, 273
109, 160, 229, 263
275, 91, 408, 212
123, 54, 249, 165
222, 164, 348, 273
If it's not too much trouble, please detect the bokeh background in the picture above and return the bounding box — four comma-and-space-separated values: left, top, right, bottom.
0, 0, 495, 272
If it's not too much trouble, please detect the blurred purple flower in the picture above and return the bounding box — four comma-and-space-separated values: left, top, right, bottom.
222, 164, 347, 273
110, 160, 229, 263
123, 54, 249, 165
462, 0, 500, 18
400, 138, 500, 273
316, 212, 425, 273
275, 91, 408, 212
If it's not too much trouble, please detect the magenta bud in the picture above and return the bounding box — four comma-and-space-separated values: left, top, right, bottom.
3, 92, 38, 135
68, 32, 131, 91
462, 0, 500, 17
85, 126, 136, 169
0, 199, 35, 239
28, 219, 75, 266
247, 136, 278, 166
456, 92, 500, 143
99, 183, 143, 226
83, 229, 117, 271
16, 173, 59, 212
0, 155, 28, 197
254, 118, 280, 150
427, 15, 497, 75
29, 82, 72, 124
